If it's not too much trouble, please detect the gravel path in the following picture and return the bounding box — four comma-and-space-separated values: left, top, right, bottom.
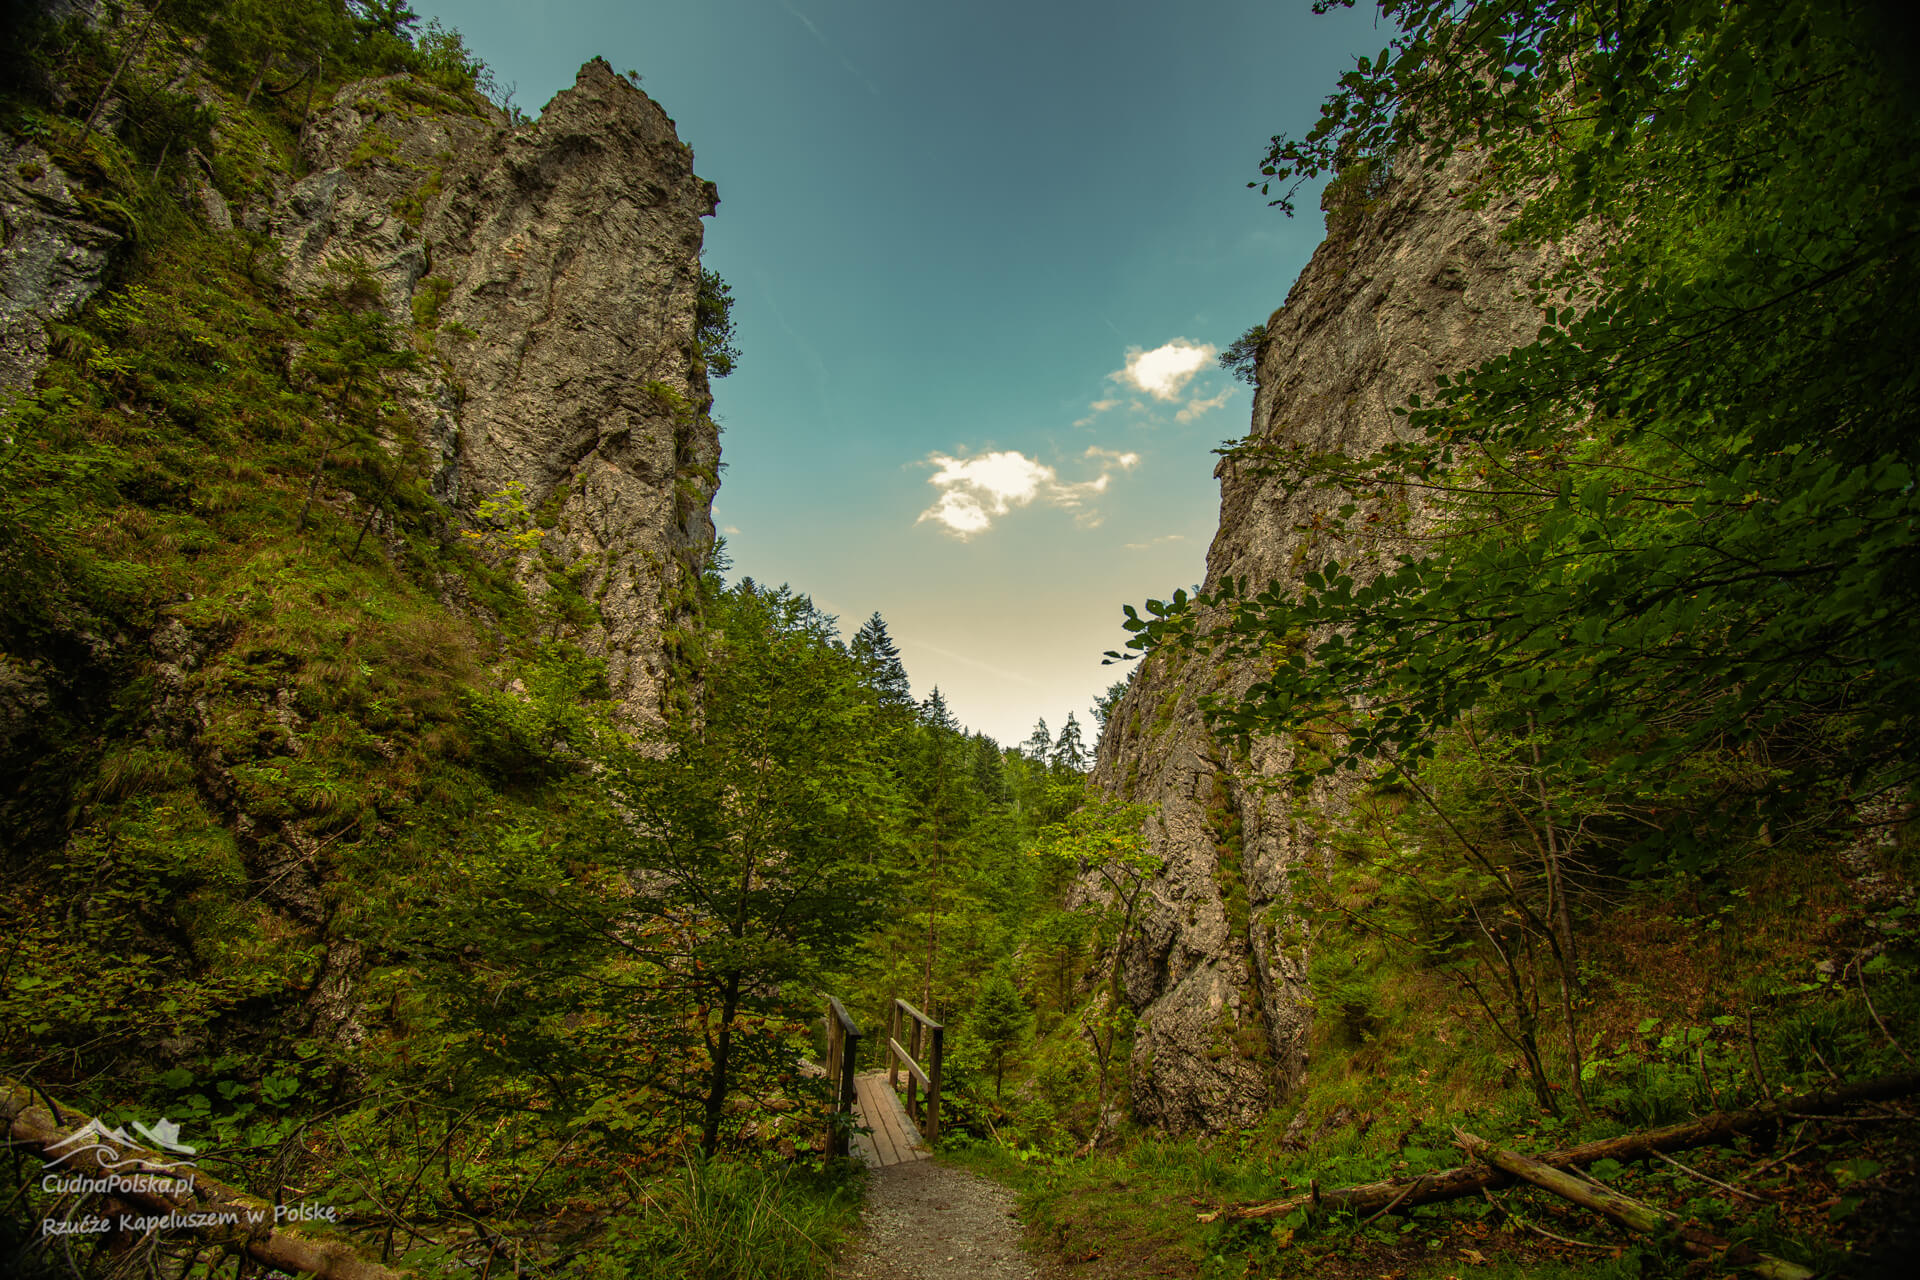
838, 1159, 1041, 1280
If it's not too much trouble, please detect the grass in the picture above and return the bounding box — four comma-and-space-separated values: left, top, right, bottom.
580, 1157, 864, 1280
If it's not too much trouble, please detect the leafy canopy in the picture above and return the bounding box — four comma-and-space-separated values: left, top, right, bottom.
1124, 0, 1920, 864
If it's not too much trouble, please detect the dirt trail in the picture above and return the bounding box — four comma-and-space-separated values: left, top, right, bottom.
838, 1159, 1041, 1280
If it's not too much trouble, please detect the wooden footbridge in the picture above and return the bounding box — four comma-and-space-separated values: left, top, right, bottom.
823, 995, 945, 1167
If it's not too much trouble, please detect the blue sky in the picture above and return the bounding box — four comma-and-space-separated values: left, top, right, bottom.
419, 0, 1386, 746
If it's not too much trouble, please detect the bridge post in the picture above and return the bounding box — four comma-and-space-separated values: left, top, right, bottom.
906, 1014, 921, 1121
927, 1021, 944, 1142
824, 997, 861, 1158
888, 1001, 901, 1092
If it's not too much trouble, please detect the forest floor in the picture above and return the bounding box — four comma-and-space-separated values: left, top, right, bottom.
838, 1159, 1043, 1280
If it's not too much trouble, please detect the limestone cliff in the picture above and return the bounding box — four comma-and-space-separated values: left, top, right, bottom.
271, 58, 721, 724
1091, 158, 1558, 1132
0, 45, 723, 1050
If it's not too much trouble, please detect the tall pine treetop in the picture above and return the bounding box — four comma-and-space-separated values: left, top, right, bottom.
852, 611, 913, 708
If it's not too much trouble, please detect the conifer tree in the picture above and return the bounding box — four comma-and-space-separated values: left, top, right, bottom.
972, 970, 1029, 1101
1023, 717, 1051, 763
851, 611, 913, 709
1051, 711, 1088, 774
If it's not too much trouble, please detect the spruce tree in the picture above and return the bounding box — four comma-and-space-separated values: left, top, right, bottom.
851, 611, 912, 708
1051, 711, 1088, 773
972, 970, 1029, 1101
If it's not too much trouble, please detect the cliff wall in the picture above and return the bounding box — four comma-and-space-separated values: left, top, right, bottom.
272, 57, 721, 723
1090, 159, 1557, 1132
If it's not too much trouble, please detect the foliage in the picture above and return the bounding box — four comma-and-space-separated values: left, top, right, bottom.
694, 267, 740, 378
1090, 676, 1129, 734
1086, 3, 1920, 1271
1128, 0, 1920, 871
972, 969, 1030, 1099
605, 581, 897, 1152
1218, 321, 1266, 386
850, 610, 912, 710
465, 480, 547, 555
1027, 799, 1158, 1144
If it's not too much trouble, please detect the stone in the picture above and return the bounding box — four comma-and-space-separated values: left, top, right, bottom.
0, 139, 119, 400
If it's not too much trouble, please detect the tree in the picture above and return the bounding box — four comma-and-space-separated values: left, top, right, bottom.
695, 268, 740, 378
1090, 678, 1129, 735
350, 0, 421, 38
905, 686, 971, 1015
1051, 712, 1088, 774
851, 610, 912, 709
606, 582, 893, 1154
972, 970, 1029, 1101
1218, 320, 1266, 386
1034, 800, 1159, 1148
1023, 718, 1051, 763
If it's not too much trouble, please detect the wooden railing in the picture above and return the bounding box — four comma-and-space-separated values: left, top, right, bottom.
886, 997, 945, 1143
823, 996, 862, 1157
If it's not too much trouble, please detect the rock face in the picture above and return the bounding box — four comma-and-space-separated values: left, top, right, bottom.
0, 138, 120, 399
1090, 158, 1558, 1132
272, 58, 721, 723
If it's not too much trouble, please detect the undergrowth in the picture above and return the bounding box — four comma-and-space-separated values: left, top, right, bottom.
939, 835, 1919, 1280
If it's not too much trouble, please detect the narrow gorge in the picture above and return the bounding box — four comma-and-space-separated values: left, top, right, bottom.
3, 3, 1916, 1279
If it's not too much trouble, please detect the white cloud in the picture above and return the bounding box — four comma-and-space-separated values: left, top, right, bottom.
1175, 387, 1236, 422
1123, 533, 1186, 551
918, 447, 1140, 538
1073, 397, 1121, 427
1113, 339, 1217, 401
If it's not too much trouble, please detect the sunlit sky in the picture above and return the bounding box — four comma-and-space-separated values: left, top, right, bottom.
420, 0, 1384, 746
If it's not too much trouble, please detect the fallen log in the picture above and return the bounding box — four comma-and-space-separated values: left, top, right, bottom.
1456, 1128, 1812, 1280
1200, 1068, 1920, 1224
3, 1076, 410, 1280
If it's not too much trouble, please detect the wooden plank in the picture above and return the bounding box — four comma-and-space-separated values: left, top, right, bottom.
855, 1076, 902, 1166
874, 1074, 929, 1161
852, 1077, 889, 1166
894, 997, 939, 1032
850, 1124, 879, 1168
867, 1077, 913, 1164
854, 1073, 933, 1166
887, 1037, 931, 1088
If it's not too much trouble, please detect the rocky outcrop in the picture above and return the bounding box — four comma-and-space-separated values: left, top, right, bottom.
273, 58, 721, 724
1091, 157, 1562, 1132
0, 137, 120, 399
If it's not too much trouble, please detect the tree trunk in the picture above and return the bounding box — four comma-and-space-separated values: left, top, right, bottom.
243, 55, 273, 109
83, 0, 167, 141
297, 51, 324, 155
699, 970, 742, 1156
1456, 1129, 1813, 1280
1202, 1069, 1920, 1224
921, 832, 939, 1017
352, 501, 379, 558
